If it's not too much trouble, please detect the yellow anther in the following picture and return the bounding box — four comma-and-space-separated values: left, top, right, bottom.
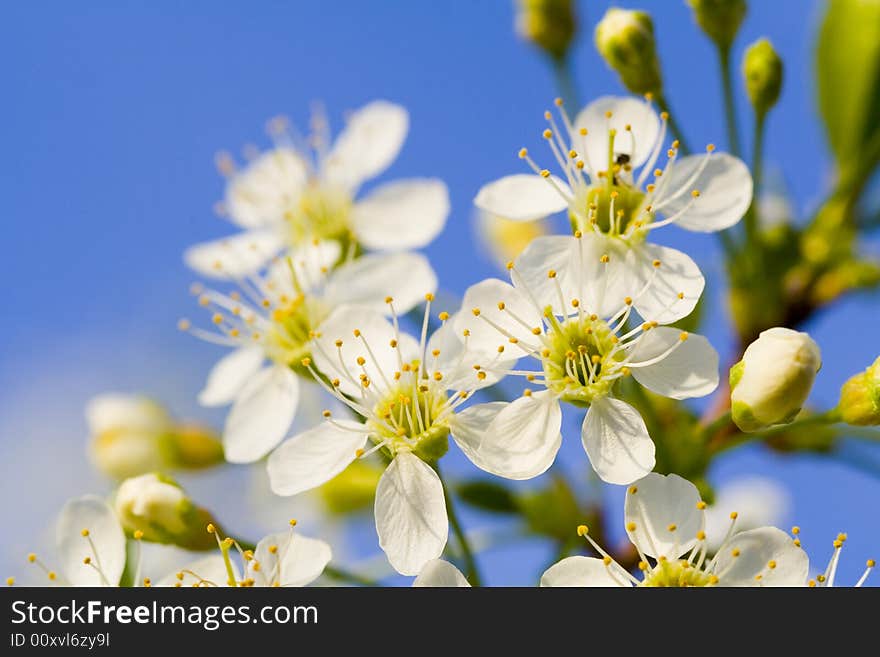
6, 577, 14, 586
540, 169, 551, 178
212, 313, 223, 325
433, 372, 443, 381
301, 357, 311, 367
476, 371, 487, 380
356, 356, 366, 366
177, 319, 191, 331
547, 269, 557, 279
425, 293, 435, 302
331, 378, 340, 387
731, 548, 741, 557
696, 501, 707, 510
691, 189, 701, 198
143, 578, 152, 587
27, 553, 36, 563
322, 410, 332, 418
554, 97, 563, 107
626, 522, 637, 531
577, 525, 589, 536
518, 148, 528, 158
791, 526, 800, 535
568, 149, 578, 158
600, 254, 610, 264
867, 559, 876, 568
497, 301, 506, 310
708, 575, 719, 585
83, 557, 91, 565
532, 327, 543, 336
268, 545, 278, 554
629, 486, 638, 494
696, 531, 706, 541
198, 294, 210, 307
497, 345, 505, 353
679, 332, 689, 341
438, 311, 449, 321
133, 530, 144, 540
768, 560, 777, 570
471, 308, 481, 317
542, 129, 553, 139
48, 572, 57, 581
289, 519, 297, 527
522, 388, 532, 397
390, 339, 398, 348
817, 574, 826, 582
837, 533, 848, 543
667, 524, 677, 532
755, 574, 763, 581
729, 511, 738, 520
602, 556, 612, 566
353, 329, 362, 337
206, 523, 216, 534
706, 143, 716, 152
579, 127, 587, 136
638, 561, 648, 571
833, 540, 843, 549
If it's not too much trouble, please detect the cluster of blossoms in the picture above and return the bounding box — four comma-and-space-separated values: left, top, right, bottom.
10, 93, 875, 589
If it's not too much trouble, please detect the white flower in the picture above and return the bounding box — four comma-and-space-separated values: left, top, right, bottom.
267, 297, 512, 575
412, 559, 470, 587
730, 327, 822, 432
798, 530, 875, 588
474, 95, 752, 316
453, 232, 718, 484
20, 495, 127, 587
184, 101, 449, 280
157, 521, 331, 588
540, 473, 809, 587
181, 240, 437, 463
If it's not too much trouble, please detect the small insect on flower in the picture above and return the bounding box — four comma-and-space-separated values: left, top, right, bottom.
180, 240, 437, 464
183, 101, 449, 280
541, 473, 810, 587
267, 295, 515, 576
474, 95, 752, 318
453, 232, 719, 485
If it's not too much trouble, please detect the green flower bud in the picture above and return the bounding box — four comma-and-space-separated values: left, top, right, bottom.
594, 8, 662, 96
731, 327, 822, 432
743, 38, 783, 117
317, 460, 383, 515
839, 357, 880, 426
687, 0, 747, 50
515, 0, 577, 62
114, 473, 217, 550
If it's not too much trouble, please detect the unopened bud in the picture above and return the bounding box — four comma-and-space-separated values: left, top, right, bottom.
743, 38, 783, 117
594, 8, 662, 96
114, 474, 217, 550
515, 0, 577, 62
730, 328, 821, 432
687, 0, 746, 50
839, 357, 880, 426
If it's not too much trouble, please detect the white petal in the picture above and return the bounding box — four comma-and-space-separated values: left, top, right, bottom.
540, 556, 631, 587
629, 327, 719, 400
323, 100, 409, 190
453, 393, 562, 480
628, 243, 705, 324
427, 315, 516, 391
267, 420, 370, 496
183, 230, 284, 279
254, 532, 332, 587
656, 153, 753, 232
512, 235, 580, 316
351, 179, 449, 251
85, 394, 171, 435
324, 252, 437, 315
56, 495, 126, 586
582, 397, 655, 485
474, 174, 571, 222
311, 306, 419, 397
574, 96, 661, 170
624, 472, 703, 560
225, 148, 307, 229
198, 347, 266, 407
452, 278, 542, 357
714, 527, 809, 587
566, 232, 632, 319
157, 555, 238, 587
375, 452, 447, 576
412, 559, 470, 587
224, 365, 299, 463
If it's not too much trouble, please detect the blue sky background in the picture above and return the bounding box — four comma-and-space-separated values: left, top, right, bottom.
1, 0, 877, 585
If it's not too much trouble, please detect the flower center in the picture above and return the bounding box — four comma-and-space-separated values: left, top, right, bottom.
267, 295, 329, 372
542, 314, 623, 405
573, 183, 649, 239
283, 183, 353, 249
368, 375, 450, 462
640, 559, 713, 587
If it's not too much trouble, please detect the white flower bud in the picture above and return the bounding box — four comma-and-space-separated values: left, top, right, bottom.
114, 474, 191, 542
730, 328, 821, 432
594, 8, 662, 96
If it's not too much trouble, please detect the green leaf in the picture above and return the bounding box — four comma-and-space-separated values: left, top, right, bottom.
455, 480, 519, 514
816, 0, 880, 184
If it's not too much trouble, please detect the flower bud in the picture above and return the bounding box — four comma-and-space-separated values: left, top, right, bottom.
114, 474, 217, 550
743, 38, 783, 117
594, 8, 662, 96
687, 0, 746, 50
730, 328, 822, 432
317, 460, 383, 515
87, 395, 173, 480
515, 0, 577, 62
476, 210, 549, 272
838, 357, 880, 426
87, 394, 224, 480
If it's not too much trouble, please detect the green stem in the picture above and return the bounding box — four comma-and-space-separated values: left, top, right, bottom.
743, 110, 767, 244
712, 408, 842, 455
434, 463, 482, 586
323, 565, 379, 587
552, 56, 579, 111
700, 410, 732, 442
657, 94, 691, 155
718, 46, 741, 157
